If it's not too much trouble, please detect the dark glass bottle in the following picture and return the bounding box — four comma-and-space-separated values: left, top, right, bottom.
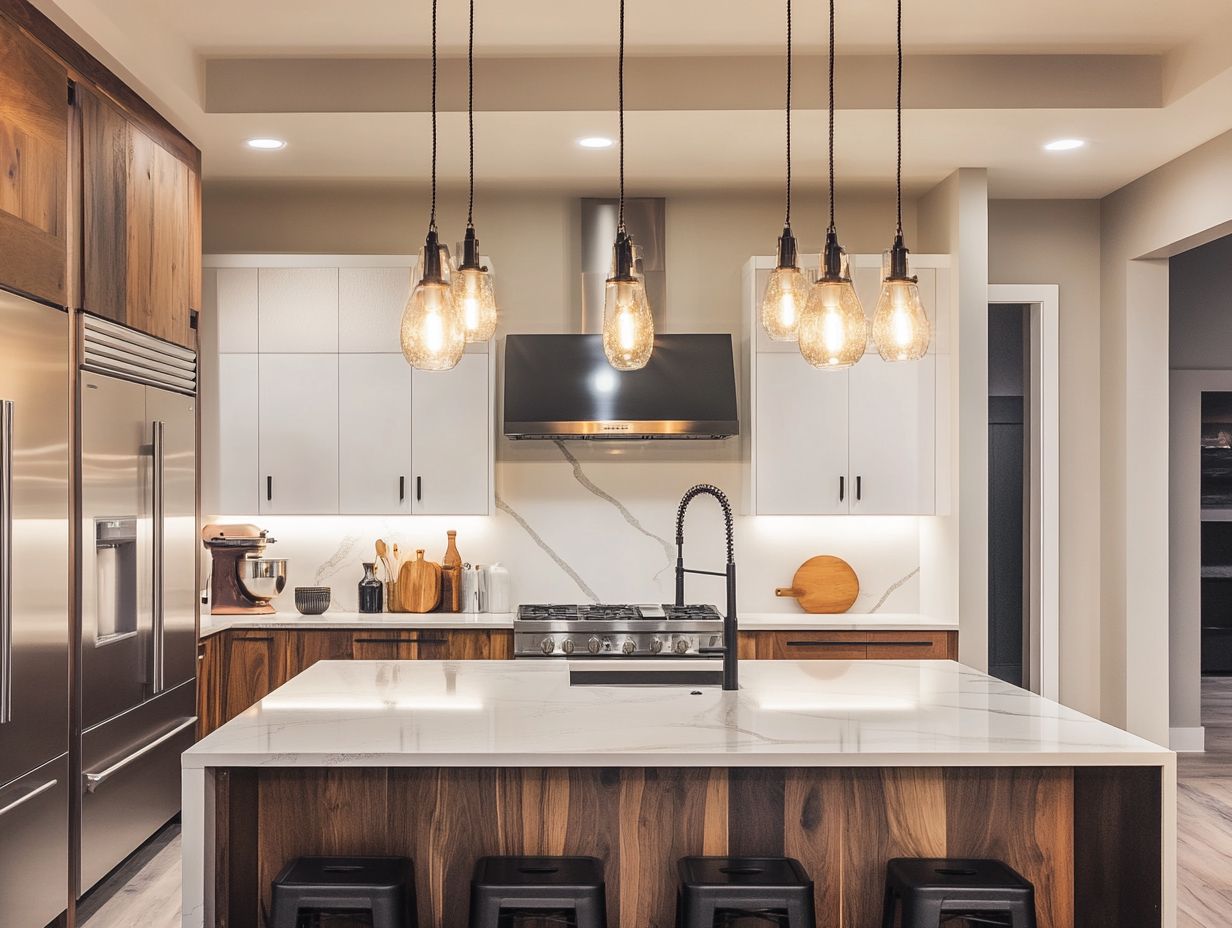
358, 562, 383, 613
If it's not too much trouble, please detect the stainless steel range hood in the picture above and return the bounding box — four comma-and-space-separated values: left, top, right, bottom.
502, 198, 739, 440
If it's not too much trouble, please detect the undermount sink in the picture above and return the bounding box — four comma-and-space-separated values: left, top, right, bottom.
569, 668, 725, 687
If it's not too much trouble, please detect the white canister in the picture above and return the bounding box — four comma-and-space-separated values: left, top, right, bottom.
484, 562, 511, 614
459, 564, 483, 614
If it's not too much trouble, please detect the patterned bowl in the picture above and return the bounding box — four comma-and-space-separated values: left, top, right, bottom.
294, 586, 331, 615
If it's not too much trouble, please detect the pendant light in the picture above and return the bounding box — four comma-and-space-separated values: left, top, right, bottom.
601, 0, 654, 372
452, 0, 498, 343
871, 0, 930, 362
759, 0, 810, 343
401, 0, 465, 371
798, 0, 867, 370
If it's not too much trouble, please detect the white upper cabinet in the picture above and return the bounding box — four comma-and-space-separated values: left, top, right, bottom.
339, 267, 414, 353
258, 354, 340, 514
411, 352, 492, 516
205, 256, 494, 516
257, 267, 339, 352
339, 353, 412, 514
743, 254, 949, 516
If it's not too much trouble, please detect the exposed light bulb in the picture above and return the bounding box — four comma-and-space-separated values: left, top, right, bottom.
451, 229, 498, 342
401, 231, 465, 371
871, 237, 930, 362
602, 276, 654, 371
798, 233, 867, 369
761, 227, 809, 342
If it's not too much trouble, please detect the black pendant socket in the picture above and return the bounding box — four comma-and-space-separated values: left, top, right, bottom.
459, 225, 484, 271
421, 228, 446, 284
820, 228, 848, 282
776, 226, 799, 270
887, 232, 916, 282
610, 229, 637, 282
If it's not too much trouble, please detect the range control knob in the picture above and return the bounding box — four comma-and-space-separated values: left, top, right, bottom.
540, 637, 556, 655
621, 638, 637, 656
649, 637, 664, 655
587, 636, 602, 654
673, 638, 690, 655
561, 638, 576, 655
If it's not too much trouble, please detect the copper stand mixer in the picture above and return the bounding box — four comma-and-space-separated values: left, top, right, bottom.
202, 523, 287, 615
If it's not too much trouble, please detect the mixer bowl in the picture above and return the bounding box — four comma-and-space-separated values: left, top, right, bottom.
237, 557, 288, 603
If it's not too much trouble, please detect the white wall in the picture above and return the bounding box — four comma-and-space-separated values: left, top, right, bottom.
988, 199, 1102, 718
201, 184, 934, 617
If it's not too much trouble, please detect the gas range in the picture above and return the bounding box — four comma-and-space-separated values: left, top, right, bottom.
514, 603, 724, 658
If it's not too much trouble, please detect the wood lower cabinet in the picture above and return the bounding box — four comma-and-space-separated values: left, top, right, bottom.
738, 629, 957, 661
0, 14, 68, 305
198, 627, 513, 735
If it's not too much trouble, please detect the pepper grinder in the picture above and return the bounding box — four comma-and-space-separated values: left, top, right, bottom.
439, 529, 462, 613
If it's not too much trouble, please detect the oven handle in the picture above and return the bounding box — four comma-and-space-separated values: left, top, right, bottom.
0, 778, 58, 818
84, 716, 196, 793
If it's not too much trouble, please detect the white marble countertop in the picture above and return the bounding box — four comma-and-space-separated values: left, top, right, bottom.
199, 610, 956, 636
182, 658, 1170, 769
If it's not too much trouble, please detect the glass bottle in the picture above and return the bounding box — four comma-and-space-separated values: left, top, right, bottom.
358, 562, 383, 614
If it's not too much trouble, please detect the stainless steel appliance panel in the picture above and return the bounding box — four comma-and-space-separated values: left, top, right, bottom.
79, 678, 195, 892
146, 388, 197, 692
0, 292, 69, 788
0, 754, 69, 928
80, 373, 150, 729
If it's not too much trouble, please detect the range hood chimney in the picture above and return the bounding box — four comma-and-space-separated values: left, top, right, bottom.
580, 197, 665, 333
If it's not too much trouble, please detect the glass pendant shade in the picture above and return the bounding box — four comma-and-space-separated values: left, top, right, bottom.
401, 233, 465, 371
871, 238, 930, 361
602, 275, 654, 371
798, 238, 867, 369
761, 228, 809, 342
452, 229, 498, 342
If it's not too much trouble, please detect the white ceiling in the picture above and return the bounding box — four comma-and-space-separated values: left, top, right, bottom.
32, 0, 1232, 198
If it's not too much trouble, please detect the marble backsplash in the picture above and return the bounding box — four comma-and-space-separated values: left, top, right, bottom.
208, 441, 924, 616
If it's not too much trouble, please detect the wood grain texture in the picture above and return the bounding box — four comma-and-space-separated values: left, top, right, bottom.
80, 85, 127, 322
775, 555, 860, 613
221, 632, 286, 724
738, 629, 958, 661
395, 551, 442, 613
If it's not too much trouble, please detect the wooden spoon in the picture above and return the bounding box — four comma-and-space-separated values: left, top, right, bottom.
375, 539, 394, 581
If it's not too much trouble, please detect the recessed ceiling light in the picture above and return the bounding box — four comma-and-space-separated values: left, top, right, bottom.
1043, 138, 1085, 152
246, 138, 287, 151
577, 136, 614, 149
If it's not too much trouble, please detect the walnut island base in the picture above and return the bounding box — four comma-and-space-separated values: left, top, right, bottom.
180, 659, 1175, 928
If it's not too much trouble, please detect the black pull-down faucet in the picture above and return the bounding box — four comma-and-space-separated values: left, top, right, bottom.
675, 484, 738, 691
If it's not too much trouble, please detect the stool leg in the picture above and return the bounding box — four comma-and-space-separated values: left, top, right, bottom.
683, 897, 718, 928
1009, 899, 1038, 928
784, 893, 816, 928
468, 892, 505, 928
268, 899, 300, 928
879, 886, 897, 928
899, 896, 943, 928
572, 893, 607, 928
369, 894, 399, 928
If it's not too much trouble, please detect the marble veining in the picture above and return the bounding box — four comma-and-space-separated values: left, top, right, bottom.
183, 658, 1171, 769
494, 495, 599, 601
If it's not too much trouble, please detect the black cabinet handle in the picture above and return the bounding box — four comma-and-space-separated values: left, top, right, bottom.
266, 475, 272, 501
855, 475, 862, 501
786, 639, 934, 648
839, 475, 845, 501
399, 476, 406, 502
416, 476, 422, 502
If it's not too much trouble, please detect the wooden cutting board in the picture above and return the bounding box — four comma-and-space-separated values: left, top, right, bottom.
397, 550, 441, 613
775, 555, 859, 613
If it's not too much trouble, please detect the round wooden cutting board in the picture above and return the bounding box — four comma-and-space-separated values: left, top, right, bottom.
775, 555, 859, 613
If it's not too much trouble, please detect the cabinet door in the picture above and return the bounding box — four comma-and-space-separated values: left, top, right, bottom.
222, 632, 287, 724
411, 352, 491, 515
258, 267, 338, 352
258, 354, 339, 514
339, 267, 413, 352
765, 632, 868, 660
339, 354, 411, 513
287, 631, 354, 678
351, 632, 417, 660
81, 87, 127, 321
848, 355, 935, 514
0, 17, 67, 305
213, 354, 259, 513
865, 632, 956, 660
753, 352, 849, 514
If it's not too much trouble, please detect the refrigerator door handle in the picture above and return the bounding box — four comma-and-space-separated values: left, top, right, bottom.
0, 399, 12, 724
0, 777, 57, 818
83, 716, 196, 793
150, 420, 165, 695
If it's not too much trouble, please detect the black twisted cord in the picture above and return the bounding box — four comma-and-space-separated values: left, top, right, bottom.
827, 0, 835, 233
784, 0, 792, 228
675, 484, 735, 564
895, 0, 903, 236
466, 0, 474, 229
618, 0, 626, 232
429, 0, 438, 231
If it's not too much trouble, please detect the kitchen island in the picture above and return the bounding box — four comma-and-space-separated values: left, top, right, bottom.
181, 659, 1174, 928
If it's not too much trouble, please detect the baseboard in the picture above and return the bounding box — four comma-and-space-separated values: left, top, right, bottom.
1170, 726, 1206, 752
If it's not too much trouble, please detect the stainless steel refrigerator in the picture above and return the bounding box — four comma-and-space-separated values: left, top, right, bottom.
0, 289, 70, 928
78, 315, 197, 895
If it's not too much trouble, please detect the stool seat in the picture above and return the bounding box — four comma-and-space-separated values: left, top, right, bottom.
881, 858, 1036, 928
469, 855, 607, 928
270, 856, 416, 928
677, 856, 816, 928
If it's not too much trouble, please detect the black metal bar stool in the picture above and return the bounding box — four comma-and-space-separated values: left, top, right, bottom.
468, 855, 607, 928
676, 856, 816, 928
269, 856, 417, 928
880, 858, 1037, 928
